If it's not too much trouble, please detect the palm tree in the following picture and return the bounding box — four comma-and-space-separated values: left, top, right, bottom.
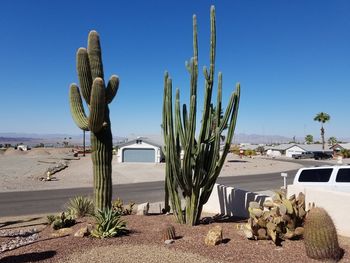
328, 136, 337, 146
313, 112, 330, 150
305, 134, 313, 144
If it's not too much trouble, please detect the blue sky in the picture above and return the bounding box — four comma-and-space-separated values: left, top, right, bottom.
1, 1, 350, 140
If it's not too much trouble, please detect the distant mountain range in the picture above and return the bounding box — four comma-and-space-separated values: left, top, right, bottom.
0, 132, 348, 146
0, 133, 127, 146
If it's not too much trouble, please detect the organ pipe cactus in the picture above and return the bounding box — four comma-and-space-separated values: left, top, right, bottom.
69, 31, 119, 211
162, 6, 241, 225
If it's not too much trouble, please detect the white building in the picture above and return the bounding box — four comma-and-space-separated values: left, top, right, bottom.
266, 143, 333, 158
116, 138, 164, 163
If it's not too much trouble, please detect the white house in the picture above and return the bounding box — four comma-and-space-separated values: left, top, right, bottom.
266, 143, 332, 158
116, 138, 164, 163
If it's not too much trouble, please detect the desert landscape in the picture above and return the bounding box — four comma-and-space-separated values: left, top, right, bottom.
0, 147, 305, 192
1, 147, 349, 262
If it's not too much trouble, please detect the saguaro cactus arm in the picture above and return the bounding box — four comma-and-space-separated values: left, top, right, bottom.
89, 78, 106, 133
87, 30, 104, 80
77, 48, 93, 104
69, 84, 89, 131
106, 75, 120, 104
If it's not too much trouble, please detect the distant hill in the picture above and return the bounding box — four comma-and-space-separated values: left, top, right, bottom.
0, 132, 347, 146
0, 133, 126, 147
232, 133, 293, 144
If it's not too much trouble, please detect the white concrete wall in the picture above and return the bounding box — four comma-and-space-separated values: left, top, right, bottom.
288, 184, 350, 237
202, 184, 270, 218
286, 146, 305, 158
117, 142, 162, 163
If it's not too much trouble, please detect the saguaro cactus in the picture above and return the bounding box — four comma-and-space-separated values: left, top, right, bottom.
162, 6, 240, 225
69, 30, 119, 211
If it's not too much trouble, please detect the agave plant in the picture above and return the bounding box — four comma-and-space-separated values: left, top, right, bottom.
66, 196, 95, 218
91, 208, 127, 238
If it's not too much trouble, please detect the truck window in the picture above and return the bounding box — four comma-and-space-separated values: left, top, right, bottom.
336, 169, 350, 183
298, 168, 333, 182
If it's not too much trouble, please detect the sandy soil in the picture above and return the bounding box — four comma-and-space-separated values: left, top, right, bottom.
0, 148, 310, 192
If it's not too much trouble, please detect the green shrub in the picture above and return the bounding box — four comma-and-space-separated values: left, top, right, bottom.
51, 212, 76, 230
112, 198, 135, 215
229, 145, 240, 155
341, 149, 350, 158
91, 208, 127, 238
46, 214, 56, 225
244, 149, 256, 156
66, 196, 95, 218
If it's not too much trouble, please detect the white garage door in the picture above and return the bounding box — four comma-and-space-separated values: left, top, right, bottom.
122, 148, 155, 163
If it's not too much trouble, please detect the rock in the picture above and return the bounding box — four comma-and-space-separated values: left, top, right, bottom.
164, 239, 174, 245
52, 228, 73, 237
74, 226, 90, 237
136, 202, 149, 215
205, 225, 223, 246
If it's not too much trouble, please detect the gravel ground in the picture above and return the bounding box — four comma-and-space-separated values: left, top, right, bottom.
61, 244, 220, 263
0, 214, 349, 263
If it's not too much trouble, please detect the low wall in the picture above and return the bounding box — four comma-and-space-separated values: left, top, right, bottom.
202, 184, 269, 218
288, 184, 350, 237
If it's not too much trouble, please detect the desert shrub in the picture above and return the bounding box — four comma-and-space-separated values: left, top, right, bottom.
112, 198, 135, 215
91, 208, 127, 238
341, 149, 350, 158
51, 212, 76, 230
46, 214, 56, 225
256, 146, 265, 155
66, 196, 95, 218
229, 145, 240, 155
244, 149, 256, 156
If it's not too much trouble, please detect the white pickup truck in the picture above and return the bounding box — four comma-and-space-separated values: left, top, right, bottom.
292, 165, 350, 192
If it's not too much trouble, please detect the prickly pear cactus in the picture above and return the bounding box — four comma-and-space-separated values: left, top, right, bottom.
244, 191, 306, 245
304, 207, 343, 261
69, 30, 119, 211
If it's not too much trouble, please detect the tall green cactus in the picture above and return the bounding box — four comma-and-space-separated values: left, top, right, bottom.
69, 31, 119, 211
162, 6, 241, 225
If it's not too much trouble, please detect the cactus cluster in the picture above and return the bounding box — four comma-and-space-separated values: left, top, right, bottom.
69, 30, 119, 211
162, 6, 240, 225
162, 224, 176, 241
50, 212, 76, 230
304, 207, 343, 261
244, 191, 306, 245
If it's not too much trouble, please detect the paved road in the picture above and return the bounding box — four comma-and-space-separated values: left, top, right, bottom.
0, 159, 327, 217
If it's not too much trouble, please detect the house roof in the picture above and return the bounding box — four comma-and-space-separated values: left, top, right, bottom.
331, 143, 350, 150
265, 144, 297, 151
298, 144, 332, 152
117, 137, 163, 148
266, 143, 332, 152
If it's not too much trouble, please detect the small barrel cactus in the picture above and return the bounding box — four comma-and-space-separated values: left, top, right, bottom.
162, 224, 176, 241
304, 207, 343, 261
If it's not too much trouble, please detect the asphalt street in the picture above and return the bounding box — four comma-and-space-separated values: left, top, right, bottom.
0, 159, 327, 217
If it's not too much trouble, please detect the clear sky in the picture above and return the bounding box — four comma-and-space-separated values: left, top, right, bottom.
1, 1, 349, 139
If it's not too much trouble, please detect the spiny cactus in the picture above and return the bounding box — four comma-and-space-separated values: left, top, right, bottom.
244, 191, 306, 245
162, 224, 176, 241
162, 6, 240, 225
69, 30, 119, 211
304, 207, 343, 261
